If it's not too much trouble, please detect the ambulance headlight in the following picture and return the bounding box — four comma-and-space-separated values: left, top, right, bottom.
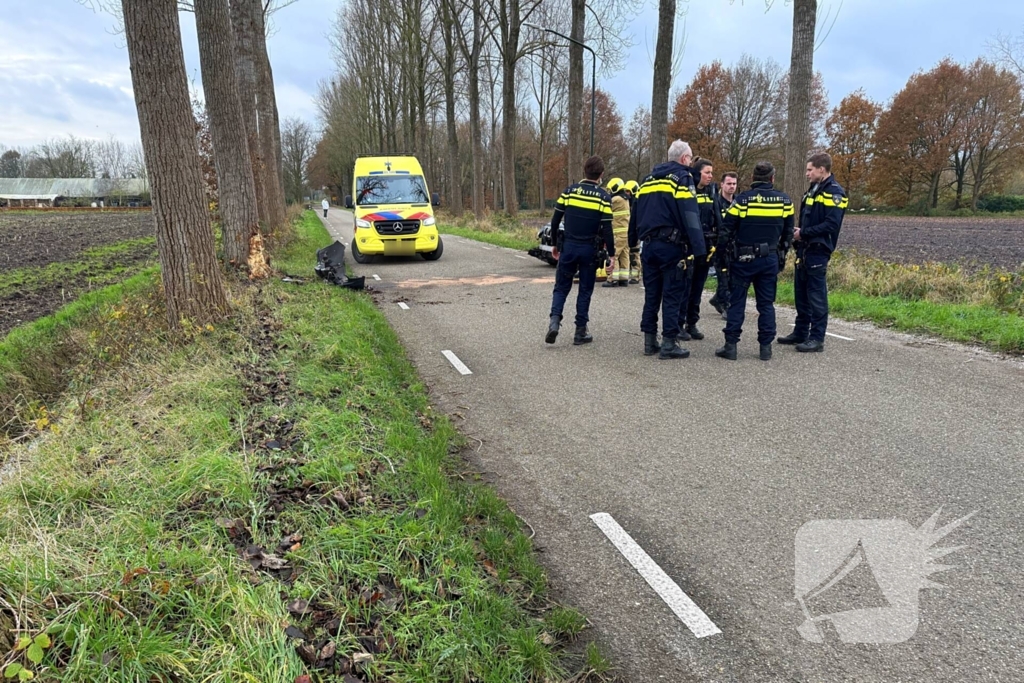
422, 216, 436, 226
356, 219, 371, 229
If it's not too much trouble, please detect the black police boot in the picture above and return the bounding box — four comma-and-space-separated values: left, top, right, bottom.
709, 296, 725, 314
659, 336, 690, 360
677, 327, 691, 341
796, 339, 824, 353
686, 324, 704, 340
628, 277, 639, 284
619, 279, 628, 287
545, 315, 561, 344
601, 279, 618, 288
777, 332, 807, 345
715, 342, 738, 361
760, 343, 772, 361
644, 333, 659, 356
573, 326, 593, 345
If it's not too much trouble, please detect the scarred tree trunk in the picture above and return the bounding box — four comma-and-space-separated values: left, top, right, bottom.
568, 0, 585, 177
229, 0, 269, 228
650, 0, 675, 165
121, 0, 228, 327
784, 0, 817, 203
252, 0, 287, 233
195, 0, 267, 275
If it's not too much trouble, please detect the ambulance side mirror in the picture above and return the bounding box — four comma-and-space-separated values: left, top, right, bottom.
344, 195, 353, 209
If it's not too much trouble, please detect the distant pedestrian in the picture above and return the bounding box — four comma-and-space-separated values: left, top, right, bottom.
322, 197, 330, 218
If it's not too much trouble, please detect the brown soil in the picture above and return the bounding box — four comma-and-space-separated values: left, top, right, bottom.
837, 214, 1024, 270
1, 211, 157, 336
0, 210, 154, 273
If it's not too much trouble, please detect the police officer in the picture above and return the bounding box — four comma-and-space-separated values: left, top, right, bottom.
601, 178, 632, 288
545, 155, 615, 345
716, 161, 794, 361
709, 172, 738, 318
679, 158, 720, 341
624, 180, 642, 284
627, 140, 706, 359
778, 152, 849, 353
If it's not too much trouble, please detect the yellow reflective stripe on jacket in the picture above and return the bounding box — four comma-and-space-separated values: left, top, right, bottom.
674, 186, 695, 200
563, 196, 612, 214
726, 203, 745, 217
806, 194, 849, 209
637, 180, 677, 196
697, 195, 714, 204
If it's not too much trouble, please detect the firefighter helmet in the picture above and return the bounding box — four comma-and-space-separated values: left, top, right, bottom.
625, 180, 640, 195
606, 177, 625, 193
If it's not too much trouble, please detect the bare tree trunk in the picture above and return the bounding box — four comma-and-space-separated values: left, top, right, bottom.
469, 0, 485, 218
230, 0, 270, 228
195, 0, 266, 275
441, 0, 464, 216
784, 0, 817, 202
650, 0, 675, 166
502, 58, 517, 214
250, 0, 287, 233
568, 0, 585, 176
122, 0, 228, 327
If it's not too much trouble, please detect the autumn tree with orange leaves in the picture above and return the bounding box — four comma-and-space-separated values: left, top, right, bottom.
826, 90, 881, 208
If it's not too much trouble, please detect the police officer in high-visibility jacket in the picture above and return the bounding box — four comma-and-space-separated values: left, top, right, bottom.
627, 140, 706, 359
545, 156, 615, 345
716, 161, 794, 361
679, 158, 720, 341
624, 180, 642, 284
601, 178, 633, 288
778, 152, 849, 353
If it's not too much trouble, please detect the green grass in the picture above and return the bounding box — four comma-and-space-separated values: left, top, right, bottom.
438, 225, 537, 252
0, 238, 157, 297
0, 211, 598, 682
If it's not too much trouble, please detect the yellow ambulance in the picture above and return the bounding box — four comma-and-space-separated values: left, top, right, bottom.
344, 155, 443, 263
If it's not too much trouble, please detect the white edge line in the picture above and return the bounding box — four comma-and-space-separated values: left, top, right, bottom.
590, 513, 721, 638
397, 302, 410, 310
515, 255, 528, 259
480, 246, 492, 250
441, 350, 472, 375
789, 324, 855, 342
372, 274, 381, 280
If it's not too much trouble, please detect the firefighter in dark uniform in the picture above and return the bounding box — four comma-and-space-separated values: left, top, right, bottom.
627, 140, 706, 359
545, 155, 615, 345
679, 158, 720, 341
778, 152, 849, 353
716, 160, 794, 361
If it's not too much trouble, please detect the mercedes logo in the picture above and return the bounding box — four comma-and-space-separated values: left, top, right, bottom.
393, 222, 403, 233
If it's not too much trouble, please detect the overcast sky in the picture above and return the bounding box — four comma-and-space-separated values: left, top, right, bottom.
2, 0, 1022, 148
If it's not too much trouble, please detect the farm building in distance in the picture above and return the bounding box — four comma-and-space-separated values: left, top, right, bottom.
0, 178, 150, 208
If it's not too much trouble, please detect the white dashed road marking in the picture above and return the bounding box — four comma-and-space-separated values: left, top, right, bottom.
515, 255, 528, 259
480, 246, 492, 250
373, 274, 381, 281
590, 512, 721, 639
441, 350, 472, 375
789, 324, 855, 342
397, 302, 410, 310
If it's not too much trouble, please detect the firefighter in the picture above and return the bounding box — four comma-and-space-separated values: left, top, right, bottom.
778, 152, 849, 353
709, 171, 738, 318
545, 155, 615, 345
601, 178, 632, 288
679, 158, 720, 341
716, 160, 794, 361
627, 140, 705, 359
625, 180, 642, 284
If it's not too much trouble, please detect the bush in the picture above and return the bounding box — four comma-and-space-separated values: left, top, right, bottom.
977, 194, 1024, 213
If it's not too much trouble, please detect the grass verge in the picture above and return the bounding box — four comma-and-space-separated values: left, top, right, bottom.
436, 212, 541, 252
438, 225, 537, 252
0, 211, 604, 682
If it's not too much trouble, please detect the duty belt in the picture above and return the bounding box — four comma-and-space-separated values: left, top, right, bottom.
734, 242, 773, 262
642, 226, 681, 244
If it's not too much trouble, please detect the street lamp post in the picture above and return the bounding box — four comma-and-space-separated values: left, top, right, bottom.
525, 23, 597, 157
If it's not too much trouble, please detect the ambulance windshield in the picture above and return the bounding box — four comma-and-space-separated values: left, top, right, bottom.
355, 175, 429, 205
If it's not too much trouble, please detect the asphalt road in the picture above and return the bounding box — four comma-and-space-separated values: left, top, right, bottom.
319, 210, 1023, 682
